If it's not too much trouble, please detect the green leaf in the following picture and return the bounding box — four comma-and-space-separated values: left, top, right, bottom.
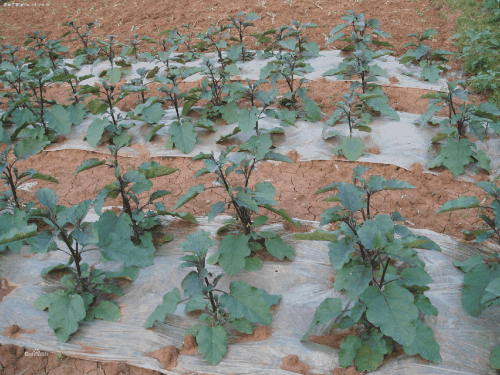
168, 121, 197, 154
41, 263, 68, 277
491, 343, 500, 369
181, 230, 217, 257
231, 318, 253, 334
145, 288, 181, 328
292, 230, 338, 242
36, 188, 58, 210
48, 293, 86, 342
44, 105, 72, 135
339, 335, 361, 368
355, 345, 384, 373
328, 237, 357, 269
336, 137, 364, 161
87, 99, 108, 115
13, 137, 50, 160
87, 118, 110, 148
220, 281, 278, 325
262, 205, 300, 228
208, 201, 226, 222
428, 139, 474, 176
414, 294, 438, 316
174, 184, 205, 210
0, 210, 38, 246
238, 107, 260, 133
213, 235, 251, 276
302, 96, 321, 122
141, 103, 164, 124
302, 298, 342, 340
196, 325, 228, 365
105, 266, 140, 281
34, 289, 66, 311
336, 183, 365, 214
264, 234, 294, 261
362, 283, 418, 346
92, 301, 121, 321
182, 271, 204, 298
422, 64, 441, 82
399, 267, 433, 287
185, 295, 208, 313
462, 263, 499, 316
75, 158, 106, 174
476, 150, 491, 173
335, 260, 372, 301
403, 319, 442, 363
138, 161, 178, 178
244, 257, 263, 272
436, 196, 479, 214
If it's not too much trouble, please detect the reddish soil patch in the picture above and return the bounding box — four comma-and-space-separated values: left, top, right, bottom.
0, 343, 162, 375
1, 148, 494, 243
179, 334, 199, 355
146, 345, 180, 371
235, 325, 272, 342
308, 327, 360, 350
0, 279, 17, 302
2, 324, 36, 338
280, 354, 314, 375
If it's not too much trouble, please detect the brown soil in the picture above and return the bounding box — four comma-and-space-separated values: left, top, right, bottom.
0, 279, 16, 302
0, 0, 496, 374
309, 327, 360, 350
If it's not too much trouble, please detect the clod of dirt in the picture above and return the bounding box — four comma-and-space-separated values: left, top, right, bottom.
439, 170, 455, 184
287, 150, 301, 163
280, 354, 313, 375
3, 324, 20, 337
283, 220, 312, 233
0, 344, 25, 369
236, 326, 272, 342
308, 327, 360, 350
146, 345, 180, 370
0, 278, 17, 302
389, 76, 400, 85
179, 334, 198, 355
366, 146, 380, 155
409, 162, 424, 174
331, 367, 362, 375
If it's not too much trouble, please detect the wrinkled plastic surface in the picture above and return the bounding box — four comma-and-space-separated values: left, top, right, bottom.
1, 213, 500, 374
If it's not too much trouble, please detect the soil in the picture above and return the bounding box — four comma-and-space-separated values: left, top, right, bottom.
0, 0, 497, 374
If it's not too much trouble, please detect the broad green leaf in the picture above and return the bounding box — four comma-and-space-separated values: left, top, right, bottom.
355, 345, 384, 373
231, 318, 253, 334
145, 288, 181, 328
414, 294, 438, 316
105, 266, 140, 281
145, 124, 165, 142
13, 137, 50, 160
422, 64, 441, 82
87, 99, 108, 115
302, 298, 342, 340
44, 105, 72, 134
428, 139, 474, 176
36, 188, 58, 210
403, 319, 442, 363
66, 102, 86, 125
34, 289, 66, 311
31, 173, 58, 183
0, 210, 38, 247
92, 301, 121, 321
220, 102, 240, 124
339, 335, 361, 368
244, 257, 263, 272
174, 184, 205, 210
335, 260, 372, 300
185, 295, 208, 313
87, 118, 110, 148
462, 263, 499, 316
362, 283, 418, 346
141, 102, 164, 124
336, 183, 365, 214
302, 96, 321, 122
263, 205, 300, 228
336, 137, 364, 161
220, 281, 277, 325
196, 325, 228, 365
182, 271, 204, 298
328, 237, 356, 269
476, 150, 491, 173
168, 121, 197, 154
208, 201, 226, 222
138, 162, 178, 178
264, 234, 294, 261
75, 158, 106, 174
48, 293, 86, 342
292, 230, 338, 242
212, 235, 251, 276
485, 278, 500, 299
399, 267, 433, 287
436, 197, 479, 214
238, 107, 260, 133
181, 230, 216, 257
264, 151, 294, 163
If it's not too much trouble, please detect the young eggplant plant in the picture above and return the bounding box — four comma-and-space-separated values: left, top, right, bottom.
296, 165, 442, 372
400, 28, 453, 83
29, 188, 140, 342
417, 79, 500, 176
75, 143, 196, 259
175, 133, 300, 276
436, 177, 500, 369
145, 230, 281, 365
322, 90, 385, 161
227, 11, 260, 61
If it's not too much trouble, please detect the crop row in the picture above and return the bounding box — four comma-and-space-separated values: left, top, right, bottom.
1, 10, 500, 372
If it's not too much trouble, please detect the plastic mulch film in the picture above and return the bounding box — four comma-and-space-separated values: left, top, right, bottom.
23, 50, 496, 181
1, 213, 500, 374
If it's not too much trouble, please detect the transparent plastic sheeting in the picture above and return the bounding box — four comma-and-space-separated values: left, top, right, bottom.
73, 51, 456, 91
1, 214, 500, 374
48, 107, 500, 182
